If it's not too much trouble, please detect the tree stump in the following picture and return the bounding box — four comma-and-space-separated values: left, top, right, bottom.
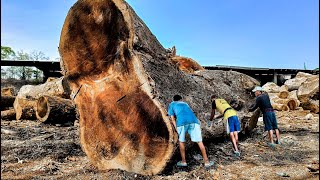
1, 87, 15, 96
36, 95, 77, 124
59, 0, 260, 175
13, 97, 37, 120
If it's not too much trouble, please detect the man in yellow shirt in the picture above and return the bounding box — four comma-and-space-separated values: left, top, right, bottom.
209, 95, 241, 157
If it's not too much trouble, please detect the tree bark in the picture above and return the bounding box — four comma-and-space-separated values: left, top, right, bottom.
59, 0, 260, 175
1, 96, 16, 109
13, 97, 37, 120
1, 109, 16, 120
36, 95, 77, 124
16, 76, 71, 100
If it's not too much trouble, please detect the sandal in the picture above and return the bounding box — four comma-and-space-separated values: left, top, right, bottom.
204, 161, 214, 168
176, 161, 187, 167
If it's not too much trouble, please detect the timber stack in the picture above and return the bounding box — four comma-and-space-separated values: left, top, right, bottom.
262, 72, 319, 113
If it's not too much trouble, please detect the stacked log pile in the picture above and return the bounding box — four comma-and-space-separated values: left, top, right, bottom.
1, 87, 17, 119
262, 72, 319, 113
1, 77, 77, 124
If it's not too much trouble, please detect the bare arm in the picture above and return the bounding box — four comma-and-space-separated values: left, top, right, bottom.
209, 109, 215, 121
170, 115, 177, 133
210, 108, 223, 121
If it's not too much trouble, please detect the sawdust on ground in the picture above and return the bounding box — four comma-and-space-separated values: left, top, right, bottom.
1, 110, 319, 179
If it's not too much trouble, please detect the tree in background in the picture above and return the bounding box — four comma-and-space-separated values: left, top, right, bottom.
1, 46, 48, 81
30, 50, 50, 61
1, 46, 16, 59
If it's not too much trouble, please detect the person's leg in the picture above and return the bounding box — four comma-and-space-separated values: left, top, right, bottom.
268, 130, 274, 143
234, 116, 241, 150
271, 112, 280, 144
275, 129, 280, 143
197, 142, 209, 164
179, 142, 187, 164
229, 132, 239, 152
264, 113, 274, 144
228, 116, 239, 152
177, 125, 187, 165
189, 124, 211, 165
234, 131, 239, 150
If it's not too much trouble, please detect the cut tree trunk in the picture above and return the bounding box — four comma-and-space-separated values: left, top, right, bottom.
1, 87, 15, 96
1, 109, 16, 120
262, 82, 280, 93
297, 75, 319, 103
1, 96, 16, 108
59, 0, 260, 175
36, 95, 77, 124
278, 85, 289, 99
13, 97, 37, 120
16, 76, 71, 100
301, 99, 319, 114
272, 103, 289, 111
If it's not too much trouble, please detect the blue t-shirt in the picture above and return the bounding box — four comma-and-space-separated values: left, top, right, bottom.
168, 101, 199, 127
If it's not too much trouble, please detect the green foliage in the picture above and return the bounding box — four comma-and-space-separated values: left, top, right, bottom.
1, 46, 15, 59
1, 47, 46, 81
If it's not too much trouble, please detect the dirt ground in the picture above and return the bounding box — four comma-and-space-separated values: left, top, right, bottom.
1, 110, 319, 180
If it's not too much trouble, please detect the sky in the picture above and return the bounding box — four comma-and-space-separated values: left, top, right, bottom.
1, 0, 319, 70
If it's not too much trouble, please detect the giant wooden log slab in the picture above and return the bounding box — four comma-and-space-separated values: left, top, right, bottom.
59, 0, 260, 175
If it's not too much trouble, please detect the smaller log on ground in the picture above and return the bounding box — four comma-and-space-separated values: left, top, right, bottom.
13, 97, 37, 120
262, 82, 280, 93
278, 85, 289, 99
301, 99, 319, 114
297, 75, 319, 103
1, 96, 16, 109
1, 109, 16, 120
17, 76, 71, 100
273, 98, 299, 110
36, 95, 77, 124
1, 87, 15, 96
272, 103, 289, 111
288, 90, 298, 99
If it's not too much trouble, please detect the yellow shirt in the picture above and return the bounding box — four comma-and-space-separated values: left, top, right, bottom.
214, 99, 237, 120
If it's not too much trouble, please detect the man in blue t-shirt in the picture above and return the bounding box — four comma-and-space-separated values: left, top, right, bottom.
168, 95, 213, 168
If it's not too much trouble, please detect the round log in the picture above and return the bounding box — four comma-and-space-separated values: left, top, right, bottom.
36, 95, 77, 123
297, 75, 319, 103
278, 85, 289, 99
59, 0, 260, 175
1, 109, 16, 120
1, 87, 15, 96
272, 103, 289, 111
13, 98, 37, 120
1, 96, 16, 108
